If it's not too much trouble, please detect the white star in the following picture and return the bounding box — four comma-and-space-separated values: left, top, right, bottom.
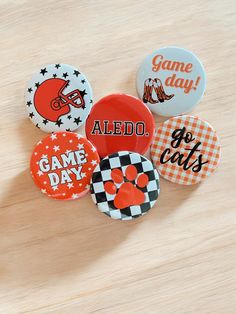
37, 140, 42, 145
91, 146, 96, 152
85, 153, 88, 157
45, 145, 49, 149
72, 193, 79, 199
53, 145, 60, 152
77, 134, 82, 139
91, 160, 98, 166
62, 193, 66, 196
41, 154, 48, 158
69, 139, 73, 143
37, 170, 43, 176
79, 183, 82, 187
41, 189, 46, 194
63, 133, 66, 137
51, 133, 57, 140
65, 149, 72, 155
52, 185, 58, 191
77, 143, 84, 149
43, 181, 47, 185
88, 167, 91, 171
67, 182, 74, 189
81, 172, 86, 178
34, 152, 38, 155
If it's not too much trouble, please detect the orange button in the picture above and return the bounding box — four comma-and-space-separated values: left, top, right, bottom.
30, 132, 100, 199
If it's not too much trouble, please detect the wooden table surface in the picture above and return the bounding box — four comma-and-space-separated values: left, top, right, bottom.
1, 1, 236, 313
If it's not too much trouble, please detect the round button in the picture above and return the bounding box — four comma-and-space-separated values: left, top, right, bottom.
85, 94, 155, 157
90, 151, 160, 220
30, 132, 100, 199
150, 115, 221, 185
136, 46, 206, 117
26, 64, 93, 132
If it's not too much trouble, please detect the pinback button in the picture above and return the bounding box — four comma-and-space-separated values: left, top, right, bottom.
26, 64, 93, 132
150, 115, 221, 185
85, 94, 155, 158
30, 132, 100, 200
136, 46, 206, 117
90, 151, 160, 220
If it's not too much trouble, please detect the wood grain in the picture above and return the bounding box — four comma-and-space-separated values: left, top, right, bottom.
0, 0, 236, 313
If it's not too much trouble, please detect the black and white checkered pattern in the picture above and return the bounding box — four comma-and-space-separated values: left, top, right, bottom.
90, 151, 160, 220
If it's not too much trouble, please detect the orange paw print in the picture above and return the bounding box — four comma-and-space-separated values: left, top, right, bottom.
104, 165, 149, 209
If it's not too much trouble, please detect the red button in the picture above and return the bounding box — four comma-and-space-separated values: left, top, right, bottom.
30, 132, 100, 200
85, 94, 155, 157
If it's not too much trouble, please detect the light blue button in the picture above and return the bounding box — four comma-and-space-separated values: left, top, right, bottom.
136, 46, 206, 117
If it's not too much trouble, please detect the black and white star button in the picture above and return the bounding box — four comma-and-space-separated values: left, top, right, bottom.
25, 63, 93, 132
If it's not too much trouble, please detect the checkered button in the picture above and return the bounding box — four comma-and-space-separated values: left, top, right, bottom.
150, 115, 221, 185
90, 151, 160, 220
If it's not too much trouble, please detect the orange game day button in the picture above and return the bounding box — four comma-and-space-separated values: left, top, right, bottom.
30, 132, 99, 199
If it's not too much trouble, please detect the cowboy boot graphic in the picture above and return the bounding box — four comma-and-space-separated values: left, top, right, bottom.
153, 78, 174, 103
142, 78, 159, 104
